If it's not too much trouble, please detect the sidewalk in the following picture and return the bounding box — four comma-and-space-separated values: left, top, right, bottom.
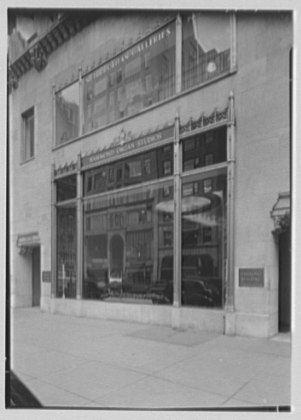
10, 307, 291, 409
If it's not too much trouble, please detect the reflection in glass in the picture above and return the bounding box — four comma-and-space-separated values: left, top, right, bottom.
181, 169, 227, 308
82, 23, 176, 134
182, 12, 231, 90
83, 182, 174, 304
56, 175, 77, 202
182, 126, 227, 172
56, 82, 80, 145
84, 145, 174, 196
57, 204, 77, 298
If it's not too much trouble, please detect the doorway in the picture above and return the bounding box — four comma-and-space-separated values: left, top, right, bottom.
278, 230, 291, 332
32, 247, 41, 306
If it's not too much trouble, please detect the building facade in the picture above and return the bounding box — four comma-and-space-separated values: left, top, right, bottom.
8, 9, 292, 337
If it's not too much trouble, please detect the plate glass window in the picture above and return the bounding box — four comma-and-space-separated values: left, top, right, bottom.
55, 82, 80, 145
22, 107, 34, 161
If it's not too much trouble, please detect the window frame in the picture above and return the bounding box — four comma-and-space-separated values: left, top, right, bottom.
21, 106, 35, 163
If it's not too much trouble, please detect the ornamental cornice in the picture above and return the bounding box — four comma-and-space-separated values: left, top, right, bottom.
179, 107, 228, 136
8, 14, 94, 93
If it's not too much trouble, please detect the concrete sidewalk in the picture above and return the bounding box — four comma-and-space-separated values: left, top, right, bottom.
10, 307, 291, 409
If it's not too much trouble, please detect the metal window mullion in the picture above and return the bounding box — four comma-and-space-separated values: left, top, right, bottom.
175, 13, 182, 94
51, 164, 57, 298
181, 161, 228, 180
82, 175, 174, 203
78, 67, 83, 136
230, 12, 237, 72
173, 114, 182, 307
76, 154, 83, 299
226, 91, 235, 311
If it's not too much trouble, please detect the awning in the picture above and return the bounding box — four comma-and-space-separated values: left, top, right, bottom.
270, 192, 290, 219
17, 232, 40, 255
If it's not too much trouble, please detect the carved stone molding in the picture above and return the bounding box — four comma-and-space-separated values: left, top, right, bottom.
29, 44, 48, 72
8, 66, 19, 93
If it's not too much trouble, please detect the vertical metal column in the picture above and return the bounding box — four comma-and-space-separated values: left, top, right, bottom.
78, 67, 83, 136
51, 164, 57, 298
230, 12, 237, 73
173, 114, 182, 307
76, 154, 83, 299
226, 91, 236, 311
175, 13, 182, 94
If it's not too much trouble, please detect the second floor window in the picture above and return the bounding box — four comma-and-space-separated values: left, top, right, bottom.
22, 107, 34, 162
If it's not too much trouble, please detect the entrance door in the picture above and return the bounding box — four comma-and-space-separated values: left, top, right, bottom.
32, 247, 41, 306
278, 230, 291, 332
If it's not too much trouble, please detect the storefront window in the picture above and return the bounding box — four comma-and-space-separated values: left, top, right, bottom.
55, 81, 80, 145
82, 22, 176, 134
83, 180, 174, 304
181, 168, 227, 308
84, 144, 174, 195
57, 203, 77, 298
182, 126, 227, 172
182, 12, 231, 90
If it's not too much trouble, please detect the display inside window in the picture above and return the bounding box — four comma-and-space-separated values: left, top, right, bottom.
56, 175, 77, 202
182, 12, 231, 90
182, 126, 227, 172
181, 169, 227, 308
82, 22, 176, 134
83, 181, 174, 304
57, 204, 77, 298
55, 82, 80, 145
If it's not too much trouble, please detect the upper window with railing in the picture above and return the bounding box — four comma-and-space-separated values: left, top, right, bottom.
182, 12, 231, 90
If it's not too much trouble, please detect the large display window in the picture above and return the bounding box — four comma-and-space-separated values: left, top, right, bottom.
54, 14, 235, 146
82, 22, 176, 134
83, 180, 174, 304
181, 169, 227, 308
56, 174, 77, 298
56, 203, 77, 298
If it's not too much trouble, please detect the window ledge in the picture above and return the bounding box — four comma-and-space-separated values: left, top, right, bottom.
20, 157, 35, 165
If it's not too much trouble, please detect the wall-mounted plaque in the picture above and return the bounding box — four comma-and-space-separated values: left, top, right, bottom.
239, 268, 264, 288
42, 271, 51, 283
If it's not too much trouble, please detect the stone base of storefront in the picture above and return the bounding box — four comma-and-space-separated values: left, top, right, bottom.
45, 298, 226, 334
35, 299, 279, 338
224, 310, 278, 338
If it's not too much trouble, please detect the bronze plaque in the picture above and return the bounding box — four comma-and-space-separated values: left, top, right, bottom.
239, 268, 264, 287
42, 271, 51, 283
